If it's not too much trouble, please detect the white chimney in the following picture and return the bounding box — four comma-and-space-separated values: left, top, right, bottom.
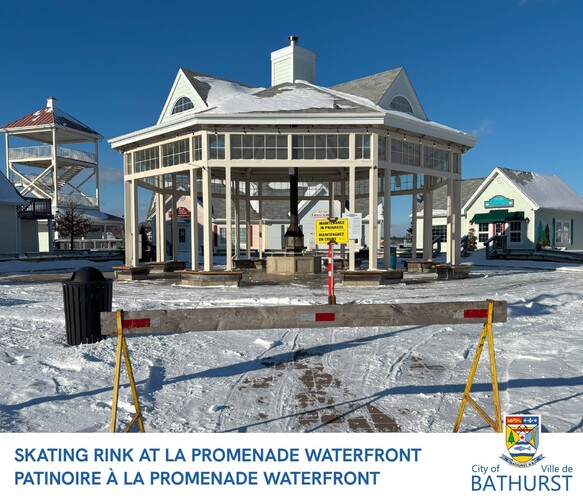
46, 97, 57, 110
270, 36, 316, 86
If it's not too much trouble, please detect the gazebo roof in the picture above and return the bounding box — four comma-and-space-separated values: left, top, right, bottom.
0, 98, 102, 143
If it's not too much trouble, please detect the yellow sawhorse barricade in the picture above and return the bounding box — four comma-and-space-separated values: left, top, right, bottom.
104, 300, 507, 433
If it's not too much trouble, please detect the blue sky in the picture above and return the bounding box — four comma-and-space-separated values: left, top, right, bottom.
1, 0, 581, 236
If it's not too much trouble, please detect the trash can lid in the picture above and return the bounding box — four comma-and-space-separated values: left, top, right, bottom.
70, 267, 106, 283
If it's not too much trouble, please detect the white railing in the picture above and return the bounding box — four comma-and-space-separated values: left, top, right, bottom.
59, 193, 98, 208
9, 145, 96, 164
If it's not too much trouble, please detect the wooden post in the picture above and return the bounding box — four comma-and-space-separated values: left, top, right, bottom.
453, 300, 502, 433
110, 310, 145, 433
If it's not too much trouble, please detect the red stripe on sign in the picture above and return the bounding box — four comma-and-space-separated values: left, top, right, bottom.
315, 312, 335, 322
123, 318, 151, 329
463, 309, 488, 318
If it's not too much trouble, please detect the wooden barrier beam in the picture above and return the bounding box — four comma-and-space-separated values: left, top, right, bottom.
101, 300, 507, 336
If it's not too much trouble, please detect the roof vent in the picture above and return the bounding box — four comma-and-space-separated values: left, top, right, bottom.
289, 35, 299, 45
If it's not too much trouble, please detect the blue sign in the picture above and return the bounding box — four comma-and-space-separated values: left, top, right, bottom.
485, 195, 514, 209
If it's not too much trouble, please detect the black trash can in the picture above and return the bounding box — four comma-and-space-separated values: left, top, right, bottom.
63, 267, 113, 346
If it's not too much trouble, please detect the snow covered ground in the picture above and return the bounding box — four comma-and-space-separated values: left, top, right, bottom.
1, 252, 582, 434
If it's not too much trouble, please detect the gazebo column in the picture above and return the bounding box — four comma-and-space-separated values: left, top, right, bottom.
171, 173, 178, 261
340, 172, 346, 259
124, 179, 139, 266
368, 165, 379, 270
383, 167, 392, 268
245, 175, 251, 259
411, 174, 418, 259
258, 181, 263, 258
189, 167, 199, 270
234, 180, 241, 260
348, 165, 356, 270
202, 164, 213, 271
123, 180, 133, 265
225, 166, 233, 270
423, 176, 434, 260
452, 178, 462, 265
94, 139, 100, 208
155, 175, 165, 261
446, 177, 462, 265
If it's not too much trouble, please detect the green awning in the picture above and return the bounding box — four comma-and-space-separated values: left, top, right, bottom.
470, 210, 525, 224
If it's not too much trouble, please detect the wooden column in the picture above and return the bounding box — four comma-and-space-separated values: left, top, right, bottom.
383, 167, 391, 268
189, 168, 199, 270
423, 176, 434, 260
225, 166, 233, 270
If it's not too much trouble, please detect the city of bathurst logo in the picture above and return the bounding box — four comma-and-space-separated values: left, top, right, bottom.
500, 415, 545, 467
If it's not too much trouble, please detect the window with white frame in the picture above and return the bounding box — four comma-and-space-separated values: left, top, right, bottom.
355, 134, 371, 159
389, 96, 413, 114
291, 134, 349, 160
509, 221, 522, 243
423, 145, 449, 172
378, 136, 387, 161
230, 135, 288, 160
209, 134, 225, 160
192, 135, 202, 161
478, 223, 489, 243
162, 139, 190, 167
391, 139, 420, 166
134, 146, 159, 173
432, 225, 447, 243
555, 220, 571, 245
172, 97, 194, 115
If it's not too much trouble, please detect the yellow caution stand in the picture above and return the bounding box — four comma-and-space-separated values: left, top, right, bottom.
110, 310, 145, 433
453, 300, 502, 433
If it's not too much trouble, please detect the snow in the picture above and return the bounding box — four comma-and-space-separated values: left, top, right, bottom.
1, 252, 582, 434
205, 85, 344, 114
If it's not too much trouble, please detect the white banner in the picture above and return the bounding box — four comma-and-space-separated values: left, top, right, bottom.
0, 432, 579, 499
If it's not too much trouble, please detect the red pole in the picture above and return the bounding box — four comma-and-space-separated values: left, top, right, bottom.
328, 241, 336, 305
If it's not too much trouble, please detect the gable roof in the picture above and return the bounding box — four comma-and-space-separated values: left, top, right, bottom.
463, 167, 583, 213
330, 68, 402, 105
330, 67, 427, 120
157, 69, 261, 124
0, 172, 26, 205
0, 102, 101, 138
182, 69, 259, 107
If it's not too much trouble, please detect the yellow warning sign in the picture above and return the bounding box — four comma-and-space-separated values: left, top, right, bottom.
315, 219, 349, 244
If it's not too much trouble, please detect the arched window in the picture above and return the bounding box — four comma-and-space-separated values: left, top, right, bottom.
389, 96, 413, 114
172, 97, 194, 115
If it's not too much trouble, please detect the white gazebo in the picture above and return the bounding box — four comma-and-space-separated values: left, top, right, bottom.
109, 36, 476, 273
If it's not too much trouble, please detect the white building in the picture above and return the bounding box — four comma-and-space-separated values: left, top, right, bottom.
109, 36, 476, 271
416, 167, 583, 254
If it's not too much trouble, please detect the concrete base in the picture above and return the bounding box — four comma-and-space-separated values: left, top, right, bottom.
340, 269, 404, 286
177, 270, 243, 287
147, 261, 186, 274
405, 260, 436, 273
233, 258, 266, 270
266, 255, 322, 274
435, 264, 472, 280
112, 266, 149, 281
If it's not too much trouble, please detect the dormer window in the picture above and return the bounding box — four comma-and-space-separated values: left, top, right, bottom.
172, 97, 194, 115
389, 96, 413, 114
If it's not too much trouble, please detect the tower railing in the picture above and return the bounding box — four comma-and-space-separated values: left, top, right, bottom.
8, 145, 96, 164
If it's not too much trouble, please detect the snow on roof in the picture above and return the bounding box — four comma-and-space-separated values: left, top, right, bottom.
193, 75, 263, 108
1, 104, 101, 137
200, 81, 375, 115
498, 167, 583, 212
0, 172, 26, 205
